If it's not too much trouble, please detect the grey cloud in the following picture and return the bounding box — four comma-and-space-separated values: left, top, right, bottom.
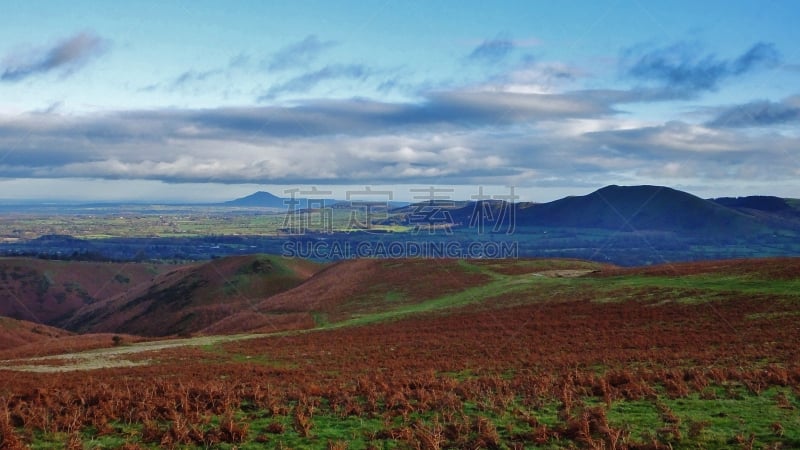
731, 43, 780, 73
623, 41, 780, 95
170, 69, 222, 88
266, 35, 337, 71
0, 88, 615, 184
420, 90, 611, 123
547, 87, 681, 106
583, 121, 746, 157
2, 89, 798, 187
706, 97, 800, 128
1, 32, 108, 82
259, 64, 372, 100
581, 121, 800, 180
141, 52, 250, 93
0, 89, 611, 150
234, 90, 611, 134
466, 36, 514, 64
572, 121, 800, 184
110, 89, 610, 140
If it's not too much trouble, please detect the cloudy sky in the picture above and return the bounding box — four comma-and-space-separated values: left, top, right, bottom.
1, 1, 798, 202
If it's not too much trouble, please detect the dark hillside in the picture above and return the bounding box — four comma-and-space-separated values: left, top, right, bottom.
515, 185, 763, 234
63, 255, 321, 336
223, 191, 286, 207
0, 258, 173, 326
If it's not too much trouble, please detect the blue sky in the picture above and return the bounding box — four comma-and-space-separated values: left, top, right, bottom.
0, 0, 798, 202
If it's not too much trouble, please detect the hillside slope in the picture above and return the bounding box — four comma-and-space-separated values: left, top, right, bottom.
2, 256, 800, 449
223, 191, 287, 207
64, 255, 321, 336
203, 258, 495, 334
402, 185, 771, 236
711, 195, 800, 229
0, 258, 174, 326
0, 315, 72, 351
516, 185, 764, 234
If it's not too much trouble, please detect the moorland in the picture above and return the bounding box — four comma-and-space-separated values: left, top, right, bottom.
1, 255, 799, 448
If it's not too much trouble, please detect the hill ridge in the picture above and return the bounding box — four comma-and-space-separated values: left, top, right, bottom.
432, 184, 768, 235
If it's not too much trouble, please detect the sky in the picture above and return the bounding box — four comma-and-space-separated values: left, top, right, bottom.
0, 0, 798, 203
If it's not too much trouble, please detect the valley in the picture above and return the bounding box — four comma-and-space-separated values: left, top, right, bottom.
2, 185, 800, 267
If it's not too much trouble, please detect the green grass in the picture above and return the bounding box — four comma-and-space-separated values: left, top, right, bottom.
598, 274, 800, 298
607, 387, 800, 447
200, 342, 297, 367
256, 413, 390, 449
219, 255, 306, 297
456, 259, 486, 273
311, 311, 329, 327
746, 310, 800, 320
383, 290, 404, 302
327, 271, 529, 328
307, 259, 654, 329
20, 383, 799, 449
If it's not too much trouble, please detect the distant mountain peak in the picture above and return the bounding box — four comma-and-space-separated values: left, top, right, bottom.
224, 191, 286, 207
595, 184, 678, 195
237, 191, 281, 201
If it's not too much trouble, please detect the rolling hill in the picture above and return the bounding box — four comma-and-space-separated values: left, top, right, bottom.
202, 257, 599, 334
0, 316, 72, 351
0, 255, 600, 340
0, 258, 175, 326
711, 195, 800, 229
441, 185, 770, 235
520, 184, 764, 233
62, 254, 321, 336
712, 195, 795, 212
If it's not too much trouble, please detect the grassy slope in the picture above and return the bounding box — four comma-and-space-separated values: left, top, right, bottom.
204, 258, 592, 334
334, 257, 800, 326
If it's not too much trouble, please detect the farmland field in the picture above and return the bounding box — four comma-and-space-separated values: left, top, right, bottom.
3, 209, 800, 266
1, 257, 799, 448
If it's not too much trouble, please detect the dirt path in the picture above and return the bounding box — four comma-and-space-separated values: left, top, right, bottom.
0, 333, 262, 372
531, 269, 599, 278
